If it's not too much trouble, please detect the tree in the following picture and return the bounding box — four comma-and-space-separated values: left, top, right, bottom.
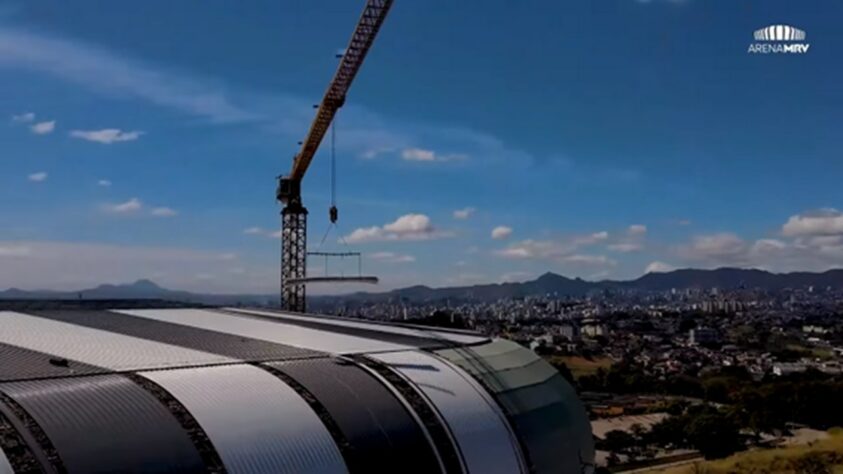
602, 430, 635, 455
686, 411, 743, 459
649, 416, 687, 449
550, 360, 575, 385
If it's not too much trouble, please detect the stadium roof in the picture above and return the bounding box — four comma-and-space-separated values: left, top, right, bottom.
0, 306, 594, 474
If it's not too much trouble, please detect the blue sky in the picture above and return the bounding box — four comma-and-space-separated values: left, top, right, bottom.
1, 0, 842, 293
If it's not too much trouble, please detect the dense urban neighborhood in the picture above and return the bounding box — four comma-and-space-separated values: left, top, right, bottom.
314, 270, 843, 472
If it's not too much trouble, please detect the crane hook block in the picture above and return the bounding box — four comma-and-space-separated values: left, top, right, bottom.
329, 205, 338, 224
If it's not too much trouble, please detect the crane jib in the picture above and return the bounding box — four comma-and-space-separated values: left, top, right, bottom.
287, 0, 394, 183
279, 0, 394, 313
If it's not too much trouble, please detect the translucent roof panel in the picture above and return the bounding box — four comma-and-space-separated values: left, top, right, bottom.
371, 351, 526, 474
140, 364, 348, 474
436, 339, 595, 474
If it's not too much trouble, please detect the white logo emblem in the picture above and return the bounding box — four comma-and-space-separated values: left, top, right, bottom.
748, 24, 810, 54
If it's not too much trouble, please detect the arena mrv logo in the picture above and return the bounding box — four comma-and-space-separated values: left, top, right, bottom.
748, 24, 810, 54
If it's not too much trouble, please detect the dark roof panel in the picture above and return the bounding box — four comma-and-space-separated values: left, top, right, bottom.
0, 375, 206, 474
0, 342, 105, 382
265, 358, 443, 474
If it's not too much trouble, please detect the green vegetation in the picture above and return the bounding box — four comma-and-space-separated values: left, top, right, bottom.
579, 362, 843, 433
597, 405, 744, 464
547, 355, 613, 379
643, 428, 843, 474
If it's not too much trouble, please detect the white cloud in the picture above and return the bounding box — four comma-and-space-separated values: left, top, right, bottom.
678, 219, 692, 226
401, 147, 466, 162
243, 227, 265, 235
628, 224, 647, 235
97, 179, 112, 187
369, 251, 415, 263
11, 112, 34, 122
401, 148, 435, 162
453, 207, 475, 220
671, 217, 843, 272
0, 28, 257, 123
27, 171, 47, 182
496, 239, 570, 260
70, 129, 143, 144
150, 207, 178, 217
608, 243, 642, 253
563, 254, 616, 266
103, 197, 142, 214
491, 226, 513, 240
359, 147, 395, 160
346, 213, 449, 243
782, 208, 843, 237
577, 231, 609, 244
496, 231, 612, 261
677, 233, 747, 263
645, 261, 675, 273
383, 214, 432, 234
30, 120, 55, 134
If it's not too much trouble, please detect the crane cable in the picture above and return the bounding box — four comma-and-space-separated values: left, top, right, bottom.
331, 117, 337, 217
318, 119, 347, 249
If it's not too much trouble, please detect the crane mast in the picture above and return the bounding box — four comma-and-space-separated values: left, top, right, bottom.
277, 0, 394, 312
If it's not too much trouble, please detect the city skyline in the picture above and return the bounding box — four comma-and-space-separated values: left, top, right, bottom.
2, 0, 842, 294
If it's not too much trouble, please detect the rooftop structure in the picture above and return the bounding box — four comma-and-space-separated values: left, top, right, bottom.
0, 305, 593, 474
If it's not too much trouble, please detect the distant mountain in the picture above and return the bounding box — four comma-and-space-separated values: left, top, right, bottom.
314, 268, 843, 305
627, 268, 843, 292
3, 268, 843, 306
0, 279, 277, 306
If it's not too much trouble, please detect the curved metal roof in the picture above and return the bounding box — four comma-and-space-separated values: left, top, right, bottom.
0, 311, 231, 371
437, 339, 595, 474
116, 308, 414, 353
0, 375, 206, 473
140, 364, 348, 474
0, 307, 593, 474
0, 447, 12, 474
372, 351, 527, 474
266, 358, 443, 474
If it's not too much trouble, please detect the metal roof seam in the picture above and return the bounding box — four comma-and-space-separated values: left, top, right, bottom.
114, 308, 409, 354
0, 407, 47, 474
348, 355, 465, 474
123, 373, 227, 473
0, 391, 64, 474
216, 309, 449, 349
139, 365, 349, 474
431, 363, 537, 473
268, 358, 444, 474
338, 356, 449, 474
224, 308, 489, 345
251, 362, 358, 471
28, 310, 324, 363
371, 351, 526, 474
